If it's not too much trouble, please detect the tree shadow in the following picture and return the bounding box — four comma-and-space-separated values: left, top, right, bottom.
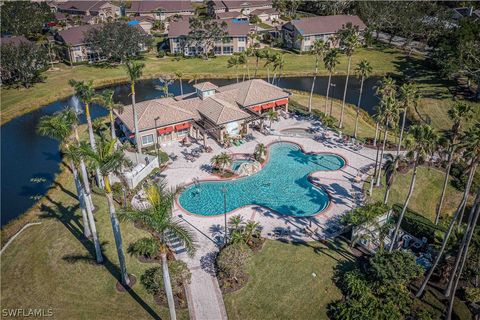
38, 196, 162, 319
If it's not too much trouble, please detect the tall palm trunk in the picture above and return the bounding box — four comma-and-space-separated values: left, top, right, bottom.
446, 190, 480, 320
254, 56, 259, 78
179, 78, 183, 96
74, 160, 103, 263
308, 56, 319, 113
109, 110, 116, 140
71, 159, 91, 238
373, 122, 379, 146
85, 103, 105, 187
376, 124, 389, 187
325, 73, 332, 114
339, 55, 352, 128
435, 147, 455, 225
131, 83, 141, 159
371, 145, 381, 190
73, 125, 94, 209
235, 67, 239, 83
457, 164, 477, 226
445, 167, 478, 297
384, 182, 391, 204
267, 66, 270, 83
104, 176, 130, 286
415, 168, 476, 297
396, 110, 407, 156
389, 159, 419, 252
354, 75, 365, 138
161, 252, 177, 320
246, 60, 250, 80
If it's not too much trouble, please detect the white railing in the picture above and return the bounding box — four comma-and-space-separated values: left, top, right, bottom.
123, 155, 159, 189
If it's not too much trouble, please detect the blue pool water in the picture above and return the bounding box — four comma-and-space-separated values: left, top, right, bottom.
178, 142, 345, 217
231, 159, 254, 171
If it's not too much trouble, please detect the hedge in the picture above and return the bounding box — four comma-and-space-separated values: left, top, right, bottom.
392, 204, 446, 243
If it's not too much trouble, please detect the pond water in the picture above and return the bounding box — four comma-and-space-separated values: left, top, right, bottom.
0, 75, 380, 226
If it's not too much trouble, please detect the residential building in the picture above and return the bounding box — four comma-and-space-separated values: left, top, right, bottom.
125, 1, 196, 21
216, 11, 248, 21
209, 0, 272, 15
1, 36, 31, 47
54, 1, 121, 21
168, 18, 251, 56
250, 8, 279, 23
282, 15, 367, 52
452, 7, 480, 20
114, 79, 290, 147
55, 24, 104, 63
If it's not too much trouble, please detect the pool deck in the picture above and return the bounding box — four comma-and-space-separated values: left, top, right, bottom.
141, 115, 381, 320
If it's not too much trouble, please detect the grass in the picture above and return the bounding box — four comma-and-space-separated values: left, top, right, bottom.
290, 90, 382, 141
366, 166, 464, 222
0, 163, 188, 319
223, 239, 350, 320
0, 44, 409, 125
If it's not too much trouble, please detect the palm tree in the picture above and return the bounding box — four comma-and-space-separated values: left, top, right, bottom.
94, 89, 124, 141
238, 52, 248, 82
252, 44, 263, 78
127, 237, 160, 260
323, 49, 340, 114
119, 183, 196, 320
353, 59, 372, 138
375, 95, 399, 187
308, 39, 329, 113
265, 109, 278, 129
228, 214, 245, 231
446, 188, 480, 320
124, 59, 145, 156
264, 51, 277, 84
389, 125, 438, 252
211, 152, 232, 173
175, 71, 184, 96
397, 82, 419, 156
254, 143, 267, 162
374, 77, 396, 147
434, 102, 473, 225
338, 23, 361, 129
69, 79, 104, 187
78, 138, 132, 286
383, 154, 401, 204
227, 55, 240, 83
272, 54, 285, 85
37, 109, 103, 263
415, 162, 478, 298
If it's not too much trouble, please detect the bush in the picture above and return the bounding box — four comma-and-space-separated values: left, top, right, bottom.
368, 250, 423, 285
217, 243, 252, 281
111, 182, 124, 204
141, 260, 191, 301
157, 50, 165, 58
127, 237, 159, 259
393, 204, 446, 243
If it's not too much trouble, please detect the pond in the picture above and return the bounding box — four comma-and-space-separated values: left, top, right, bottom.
0, 75, 380, 226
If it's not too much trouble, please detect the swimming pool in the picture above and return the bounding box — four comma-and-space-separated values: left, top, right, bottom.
178, 142, 346, 217
231, 159, 254, 172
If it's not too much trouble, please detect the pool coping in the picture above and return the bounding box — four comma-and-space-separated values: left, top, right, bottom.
175, 140, 348, 219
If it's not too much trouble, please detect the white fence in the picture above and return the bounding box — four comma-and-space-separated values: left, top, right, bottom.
122, 154, 159, 189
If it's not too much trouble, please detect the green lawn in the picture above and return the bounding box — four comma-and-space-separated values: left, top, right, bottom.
0, 164, 188, 319
224, 239, 350, 320
0, 44, 409, 125
366, 166, 464, 222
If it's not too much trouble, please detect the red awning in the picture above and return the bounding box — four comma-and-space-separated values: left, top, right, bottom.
157, 126, 173, 135
175, 122, 191, 130
275, 98, 289, 106
261, 102, 276, 110
250, 105, 262, 112
129, 133, 135, 138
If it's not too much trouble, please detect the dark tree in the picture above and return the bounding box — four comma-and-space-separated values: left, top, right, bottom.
1, 2, 54, 39
84, 22, 152, 63
187, 16, 227, 59
1, 41, 48, 88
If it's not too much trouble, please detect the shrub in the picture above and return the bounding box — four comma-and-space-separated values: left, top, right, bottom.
217, 242, 252, 281
128, 237, 159, 259
157, 50, 165, 58
111, 182, 124, 204
368, 250, 423, 285
393, 204, 446, 243
465, 287, 480, 304
141, 260, 191, 297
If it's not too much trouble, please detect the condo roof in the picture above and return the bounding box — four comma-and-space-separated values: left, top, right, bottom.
221, 0, 272, 10
56, 1, 115, 13
286, 15, 366, 36
56, 24, 98, 45
126, 1, 195, 13
250, 8, 279, 16
168, 18, 250, 37
1, 36, 30, 46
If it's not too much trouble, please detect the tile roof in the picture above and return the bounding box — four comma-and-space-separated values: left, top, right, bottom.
221, 0, 272, 10
57, 24, 99, 45
216, 11, 245, 19
56, 1, 114, 13
126, 1, 195, 13
250, 8, 278, 16
286, 15, 366, 36
116, 79, 289, 131
194, 82, 218, 91
1, 36, 30, 46
168, 17, 250, 37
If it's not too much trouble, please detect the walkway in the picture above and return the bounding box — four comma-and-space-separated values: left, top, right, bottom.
140, 115, 383, 319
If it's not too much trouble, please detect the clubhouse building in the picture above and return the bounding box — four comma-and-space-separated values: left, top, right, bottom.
114, 79, 290, 147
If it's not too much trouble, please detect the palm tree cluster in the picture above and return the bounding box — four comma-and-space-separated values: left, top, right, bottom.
228, 215, 262, 247
211, 152, 233, 174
